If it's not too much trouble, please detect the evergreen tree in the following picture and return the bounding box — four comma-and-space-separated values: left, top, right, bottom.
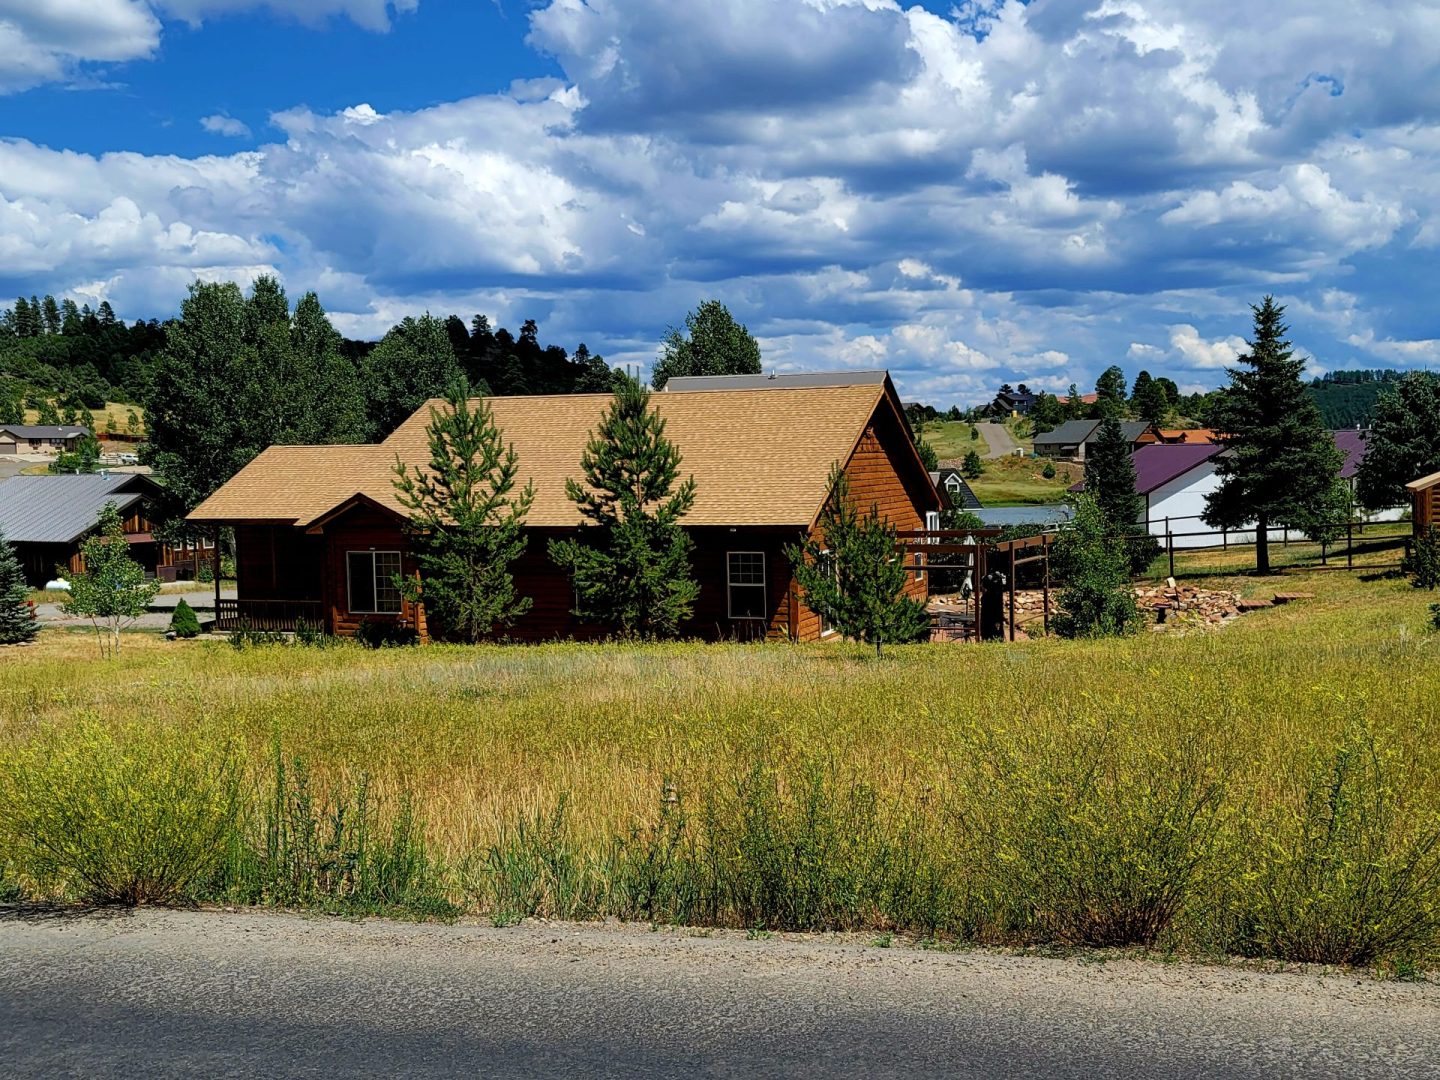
548, 379, 699, 638
0, 527, 37, 645
787, 467, 930, 656
392, 386, 535, 642
1083, 415, 1157, 575
1131, 370, 1168, 425
40, 295, 62, 336
1065, 383, 1085, 420
169, 598, 201, 639
651, 300, 762, 389
50, 434, 101, 474
62, 503, 161, 656
1052, 495, 1141, 638
60, 298, 81, 335
1355, 373, 1440, 511
13, 296, 40, 337
0, 394, 22, 425
35, 399, 60, 425
1202, 297, 1344, 574
1029, 392, 1065, 432
1094, 365, 1128, 417
962, 449, 983, 479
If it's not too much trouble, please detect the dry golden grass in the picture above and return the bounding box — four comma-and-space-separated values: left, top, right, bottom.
2, 568, 1436, 869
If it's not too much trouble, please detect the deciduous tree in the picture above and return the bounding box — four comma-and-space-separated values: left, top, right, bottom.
651, 300, 762, 389
549, 379, 699, 638
393, 386, 535, 642
363, 313, 464, 437
1355, 373, 1440, 512
62, 503, 161, 656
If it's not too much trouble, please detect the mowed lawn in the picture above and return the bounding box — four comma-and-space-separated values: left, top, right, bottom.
1, 567, 1434, 865
921, 420, 988, 460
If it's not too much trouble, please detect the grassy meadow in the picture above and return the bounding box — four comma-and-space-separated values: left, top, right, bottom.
2, 566, 1438, 967
921, 419, 988, 460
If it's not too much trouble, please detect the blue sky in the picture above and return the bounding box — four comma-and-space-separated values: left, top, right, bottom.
0, 0, 1436, 406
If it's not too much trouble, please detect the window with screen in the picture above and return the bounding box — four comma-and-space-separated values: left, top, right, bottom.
347, 550, 403, 614
726, 551, 767, 620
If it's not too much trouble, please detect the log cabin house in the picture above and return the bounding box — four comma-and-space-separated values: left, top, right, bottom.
0, 473, 213, 586
188, 371, 942, 642
1410, 471, 1440, 535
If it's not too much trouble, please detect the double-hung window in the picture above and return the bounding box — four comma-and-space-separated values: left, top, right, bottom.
726, 551, 767, 620
818, 549, 838, 636
347, 550, 403, 614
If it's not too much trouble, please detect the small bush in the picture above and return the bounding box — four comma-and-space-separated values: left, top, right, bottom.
169, 598, 201, 638
1231, 722, 1440, 966
1041, 460, 1057, 480
0, 723, 241, 905
1403, 527, 1440, 589
355, 619, 420, 649
228, 622, 286, 649
1051, 496, 1141, 638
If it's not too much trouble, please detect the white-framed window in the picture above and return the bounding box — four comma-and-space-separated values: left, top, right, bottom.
727, 551, 767, 620
925, 510, 941, 532
347, 550, 403, 614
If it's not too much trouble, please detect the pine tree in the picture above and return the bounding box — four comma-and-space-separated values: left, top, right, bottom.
962, 449, 983, 479
392, 385, 535, 642
170, 598, 201, 639
787, 467, 930, 656
0, 527, 37, 645
548, 379, 699, 638
651, 300, 762, 389
1083, 415, 1157, 575
1065, 383, 1085, 420
1202, 297, 1344, 575
1095, 366, 1128, 417
0, 394, 22, 425
40, 295, 62, 335
35, 399, 60, 425
1131, 370, 1168, 425
1051, 495, 1141, 638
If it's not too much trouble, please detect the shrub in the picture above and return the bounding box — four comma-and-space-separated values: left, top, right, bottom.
1041, 460, 1057, 480
0, 526, 37, 646
169, 598, 201, 638
1403, 527, 1440, 589
227, 622, 286, 649
958, 718, 1230, 947
224, 745, 454, 917
355, 618, 420, 649
1051, 495, 1141, 638
0, 723, 241, 905
1232, 722, 1440, 966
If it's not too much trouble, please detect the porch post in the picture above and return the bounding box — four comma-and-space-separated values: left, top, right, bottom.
212, 525, 221, 627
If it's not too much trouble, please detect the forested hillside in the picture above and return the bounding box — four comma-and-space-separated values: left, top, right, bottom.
1306, 369, 1405, 429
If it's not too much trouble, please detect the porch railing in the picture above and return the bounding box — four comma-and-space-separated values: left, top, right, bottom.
214, 599, 324, 633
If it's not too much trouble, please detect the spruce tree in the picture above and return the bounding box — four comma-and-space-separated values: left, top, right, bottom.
787, 467, 930, 656
393, 385, 535, 642
169, 598, 201, 639
1202, 297, 1344, 574
962, 449, 983, 479
549, 379, 699, 638
1083, 415, 1156, 575
0, 527, 37, 645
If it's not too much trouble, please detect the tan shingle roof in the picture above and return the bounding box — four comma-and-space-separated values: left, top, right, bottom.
190, 383, 895, 528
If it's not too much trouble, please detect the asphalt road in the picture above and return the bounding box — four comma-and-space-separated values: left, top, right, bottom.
3, 910, 1437, 1079
977, 421, 1020, 459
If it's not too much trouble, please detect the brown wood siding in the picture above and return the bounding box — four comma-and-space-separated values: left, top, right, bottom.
236, 525, 326, 603
318, 508, 426, 640
1417, 482, 1439, 534
793, 400, 934, 642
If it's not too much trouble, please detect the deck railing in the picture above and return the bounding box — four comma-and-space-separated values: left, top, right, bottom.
214, 599, 324, 633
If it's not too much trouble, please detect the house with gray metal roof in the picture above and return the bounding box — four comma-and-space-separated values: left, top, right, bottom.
0, 473, 202, 587
1032, 419, 1156, 461
929, 468, 982, 511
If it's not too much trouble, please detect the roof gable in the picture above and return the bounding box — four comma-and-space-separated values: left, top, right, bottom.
190, 382, 928, 529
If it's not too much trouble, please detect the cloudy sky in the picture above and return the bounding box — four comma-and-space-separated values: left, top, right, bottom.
1, 0, 1437, 405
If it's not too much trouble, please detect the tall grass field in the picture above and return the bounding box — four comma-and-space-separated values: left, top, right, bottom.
1, 568, 1437, 970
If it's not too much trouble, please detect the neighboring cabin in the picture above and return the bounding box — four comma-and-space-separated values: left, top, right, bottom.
189, 371, 942, 642
0, 473, 211, 586
929, 468, 982, 511
1410, 471, 1440, 535
1033, 419, 1156, 461
0, 425, 91, 456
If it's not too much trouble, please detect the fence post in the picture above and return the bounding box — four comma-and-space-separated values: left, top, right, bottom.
1008, 546, 1017, 642
1347, 518, 1354, 570
1222, 525, 1227, 551
1042, 537, 1050, 636
1166, 518, 1174, 578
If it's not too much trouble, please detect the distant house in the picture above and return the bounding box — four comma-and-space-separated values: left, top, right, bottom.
0, 473, 211, 586
987, 388, 1037, 418
1409, 471, 1440, 535
189, 371, 942, 642
1057, 391, 1099, 408
0, 425, 90, 455
929, 468, 982, 511
1155, 428, 1217, 445
1033, 419, 1156, 461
